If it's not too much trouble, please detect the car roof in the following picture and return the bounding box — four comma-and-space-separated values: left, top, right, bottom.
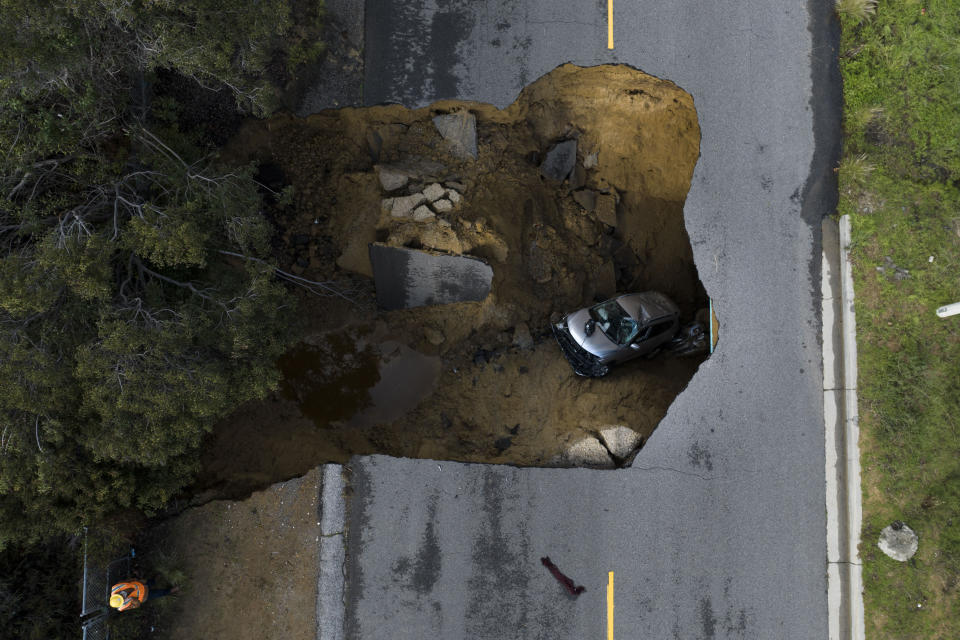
615, 292, 679, 324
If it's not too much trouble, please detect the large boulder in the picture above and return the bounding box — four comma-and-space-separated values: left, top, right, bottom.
878, 521, 919, 561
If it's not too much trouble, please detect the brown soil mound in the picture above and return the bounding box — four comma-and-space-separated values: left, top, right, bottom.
194, 64, 704, 501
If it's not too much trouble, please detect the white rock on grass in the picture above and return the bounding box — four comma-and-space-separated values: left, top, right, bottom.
446, 189, 462, 204
384, 193, 427, 218
423, 182, 446, 202
878, 522, 919, 561
412, 205, 435, 221
433, 198, 453, 213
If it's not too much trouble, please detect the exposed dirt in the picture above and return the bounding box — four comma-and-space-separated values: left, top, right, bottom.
142, 470, 322, 640
191, 63, 705, 501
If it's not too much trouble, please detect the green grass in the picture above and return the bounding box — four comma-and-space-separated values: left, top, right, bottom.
840, 1, 960, 637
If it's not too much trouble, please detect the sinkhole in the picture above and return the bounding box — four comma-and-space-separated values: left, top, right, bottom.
196, 64, 706, 500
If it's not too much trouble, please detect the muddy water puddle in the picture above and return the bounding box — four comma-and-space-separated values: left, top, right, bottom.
278, 336, 441, 429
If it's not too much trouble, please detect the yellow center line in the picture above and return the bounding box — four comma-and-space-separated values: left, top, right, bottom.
607, 571, 615, 640
607, 0, 614, 49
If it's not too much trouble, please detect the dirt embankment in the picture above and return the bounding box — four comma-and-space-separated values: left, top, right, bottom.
193, 64, 704, 501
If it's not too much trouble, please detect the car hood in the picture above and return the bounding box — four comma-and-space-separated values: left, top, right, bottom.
564, 308, 619, 359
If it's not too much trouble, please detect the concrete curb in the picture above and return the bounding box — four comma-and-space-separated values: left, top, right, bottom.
316, 464, 346, 640
823, 216, 865, 640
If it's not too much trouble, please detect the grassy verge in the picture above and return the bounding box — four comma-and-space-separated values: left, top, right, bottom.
838, 1, 960, 637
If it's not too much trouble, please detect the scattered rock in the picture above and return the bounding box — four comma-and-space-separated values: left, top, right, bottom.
569, 164, 587, 191
423, 182, 446, 202
512, 322, 534, 350
446, 189, 462, 204
572, 189, 597, 211
412, 205, 435, 221
384, 193, 427, 218
598, 426, 642, 460
595, 193, 618, 227
564, 438, 616, 469
433, 198, 453, 213
423, 326, 445, 345
445, 181, 466, 192
433, 112, 478, 160
376, 165, 410, 192
366, 129, 383, 162
583, 151, 599, 169
878, 521, 919, 561
540, 139, 577, 182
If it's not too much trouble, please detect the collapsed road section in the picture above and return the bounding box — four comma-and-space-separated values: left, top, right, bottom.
195, 64, 706, 499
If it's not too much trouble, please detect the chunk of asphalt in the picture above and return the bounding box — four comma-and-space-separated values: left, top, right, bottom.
368, 243, 493, 310
432, 112, 478, 160
539, 139, 577, 182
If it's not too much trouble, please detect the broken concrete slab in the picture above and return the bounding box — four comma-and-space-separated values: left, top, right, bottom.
412, 205, 435, 221
446, 189, 462, 204
598, 426, 642, 460
572, 189, 597, 211
595, 193, 618, 227
384, 193, 427, 218
423, 182, 446, 202
539, 139, 577, 182
432, 112, 478, 160
376, 165, 411, 191
433, 198, 453, 213
369, 243, 493, 310
564, 437, 616, 469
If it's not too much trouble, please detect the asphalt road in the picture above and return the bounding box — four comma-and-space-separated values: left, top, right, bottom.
343, 0, 841, 637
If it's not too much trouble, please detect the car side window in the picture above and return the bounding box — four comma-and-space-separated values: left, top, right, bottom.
646, 320, 674, 339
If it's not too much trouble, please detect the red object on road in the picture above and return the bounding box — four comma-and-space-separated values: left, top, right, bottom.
541, 556, 586, 596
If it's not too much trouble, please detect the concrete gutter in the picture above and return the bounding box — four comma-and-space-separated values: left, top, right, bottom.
823, 216, 865, 640
316, 464, 346, 640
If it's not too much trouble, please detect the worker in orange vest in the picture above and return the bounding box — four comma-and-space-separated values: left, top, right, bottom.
109, 578, 179, 611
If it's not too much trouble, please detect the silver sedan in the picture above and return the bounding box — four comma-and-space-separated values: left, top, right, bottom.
551, 292, 681, 377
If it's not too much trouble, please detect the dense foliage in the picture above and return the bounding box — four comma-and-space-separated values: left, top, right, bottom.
0, 537, 79, 640
0, 0, 324, 549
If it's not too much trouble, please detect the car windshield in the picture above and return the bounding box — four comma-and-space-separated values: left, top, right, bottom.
589, 299, 640, 345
